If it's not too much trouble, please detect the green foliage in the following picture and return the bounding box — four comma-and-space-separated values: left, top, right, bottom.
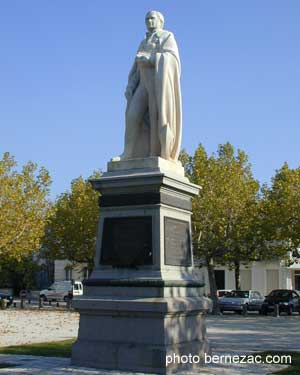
185, 145, 300, 293
43, 172, 101, 270
179, 149, 192, 178
0, 256, 41, 292
186, 142, 282, 293
191, 143, 260, 265
262, 163, 300, 264
0, 152, 52, 261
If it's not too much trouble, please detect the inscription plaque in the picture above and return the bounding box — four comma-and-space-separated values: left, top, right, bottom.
100, 216, 152, 267
164, 217, 192, 266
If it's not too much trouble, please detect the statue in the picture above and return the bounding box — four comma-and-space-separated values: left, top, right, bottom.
119, 10, 182, 162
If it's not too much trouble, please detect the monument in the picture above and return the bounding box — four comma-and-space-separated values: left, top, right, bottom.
119, 10, 182, 161
72, 11, 211, 374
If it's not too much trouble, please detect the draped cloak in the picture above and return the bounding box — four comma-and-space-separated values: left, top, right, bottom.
125, 30, 182, 161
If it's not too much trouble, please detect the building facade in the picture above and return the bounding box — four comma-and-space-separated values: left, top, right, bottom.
199, 260, 300, 296
54, 260, 89, 282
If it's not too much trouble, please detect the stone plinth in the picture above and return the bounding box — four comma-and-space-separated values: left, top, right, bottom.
71, 158, 211, 374
72, 297, 210, 374
107, 157, 186, 178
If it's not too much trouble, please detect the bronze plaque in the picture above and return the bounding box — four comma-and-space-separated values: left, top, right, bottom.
164, 217, 192, 266
100, 216, 152, 267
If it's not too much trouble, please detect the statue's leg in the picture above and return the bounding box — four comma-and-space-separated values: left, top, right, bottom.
146, 74, 160, 157
122, 84, 148, 159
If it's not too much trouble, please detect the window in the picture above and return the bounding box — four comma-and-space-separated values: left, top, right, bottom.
214, 270, 225, 290
269, 290, 289, 298
230, 291, 249, 298
252, 292, 261, 299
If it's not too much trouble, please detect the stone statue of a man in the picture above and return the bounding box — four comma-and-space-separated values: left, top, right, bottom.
120, 10, 182, 162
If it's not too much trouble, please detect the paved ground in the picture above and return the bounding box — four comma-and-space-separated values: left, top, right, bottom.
0, 353, 288, 375
0, 311, 299, 374
207, 313, 300, 352
0, 310, 79, 347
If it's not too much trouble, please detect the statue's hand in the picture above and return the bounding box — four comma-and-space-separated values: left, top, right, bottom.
136, 53, 154, 67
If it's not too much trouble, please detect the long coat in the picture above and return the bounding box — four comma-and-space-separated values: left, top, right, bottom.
125, 29, 182, 161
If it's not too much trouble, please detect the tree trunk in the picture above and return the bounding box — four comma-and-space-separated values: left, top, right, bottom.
88, 261, 94, 276
206, 256, 220, 314
234, 261, 241, 290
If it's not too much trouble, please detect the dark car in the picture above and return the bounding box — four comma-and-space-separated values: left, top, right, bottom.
261, 289, 300, 315
0, 293, 13, 307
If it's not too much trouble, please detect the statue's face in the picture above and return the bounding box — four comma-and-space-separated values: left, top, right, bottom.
145, 12, 161, 32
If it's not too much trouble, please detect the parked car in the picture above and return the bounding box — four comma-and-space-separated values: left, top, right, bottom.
218, 290, 264, 314
261, 289, 300, 315
217, 289, 233, 299
0, 292, 13, 307
40, 280, 83, 302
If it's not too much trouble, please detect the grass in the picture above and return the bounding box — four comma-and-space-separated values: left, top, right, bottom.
0, 339, 75, 358
257, 351, 300, 375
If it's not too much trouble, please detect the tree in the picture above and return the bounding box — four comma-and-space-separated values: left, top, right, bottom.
179, 149, 192, 178
0, 255, 41, 293
0, 152, 52, 261
187, 144, 227, 312
183, 143, 261, 312
211, 143, 261, 291
43, 173, 101, 272
262, 163, 300, 263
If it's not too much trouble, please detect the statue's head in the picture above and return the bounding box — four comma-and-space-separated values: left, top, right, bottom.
145, 10, 164, 32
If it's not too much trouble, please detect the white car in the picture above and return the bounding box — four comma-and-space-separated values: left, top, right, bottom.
40, 280, 83, 302
218, 290, 264, 314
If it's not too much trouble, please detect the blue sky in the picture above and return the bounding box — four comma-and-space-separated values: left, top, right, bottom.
1, 1, 299, 199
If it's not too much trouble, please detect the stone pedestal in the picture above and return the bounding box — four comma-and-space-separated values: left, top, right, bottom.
71, 157, 211, 374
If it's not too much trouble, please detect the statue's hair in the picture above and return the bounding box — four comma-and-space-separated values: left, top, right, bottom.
145, 10, 164, 28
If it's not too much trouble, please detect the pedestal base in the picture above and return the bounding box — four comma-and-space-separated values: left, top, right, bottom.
72, 159, 210, 373
72, 296, 211, 374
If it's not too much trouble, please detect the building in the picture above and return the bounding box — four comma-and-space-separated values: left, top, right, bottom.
199, 259, 300, 296
54, 260, 89, 282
